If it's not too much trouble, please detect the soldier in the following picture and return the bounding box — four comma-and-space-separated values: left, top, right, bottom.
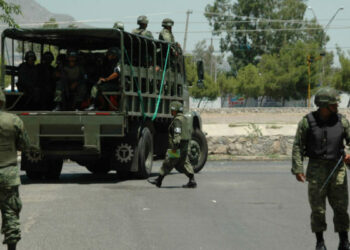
36, 51, 55, 109
0, 90, 32, 250
148, 101, 197, 188
85, 47, 121, 111
16, 51, 39, 109
53, 50, 87, 111
292, 87, 350, 250
132, 15, 153, 39
159, 18, 175, 43
113, 21, 124, 31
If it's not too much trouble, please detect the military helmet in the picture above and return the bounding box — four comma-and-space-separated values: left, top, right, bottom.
137, 15, 149, 25
107, 47, 120, 58
43, 51, 54, 62
113, 21, 124, 30
0, 90, 6, 109
170, 101, 183, 113
314, 87, 340, 107
162, 18, 174, 27
24, 51, 36, 61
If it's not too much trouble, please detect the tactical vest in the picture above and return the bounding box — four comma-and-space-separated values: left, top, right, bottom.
169, 114, 192, 141
0, 112, 19, 167
306, 112, 344, 160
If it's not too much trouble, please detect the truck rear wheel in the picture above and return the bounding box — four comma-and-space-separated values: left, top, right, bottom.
189, 129, 208, 173
26, 170, 44, 180
85, 158, 111, 174
136, 127, 153, 179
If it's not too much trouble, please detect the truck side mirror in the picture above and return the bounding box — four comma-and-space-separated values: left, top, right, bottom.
197, 61, 204, 88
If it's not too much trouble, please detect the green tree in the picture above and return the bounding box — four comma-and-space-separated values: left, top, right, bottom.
0, 0, 21, 27
42, 18, 59, 29
333, 48, 350, 92
189, 73, 220, 107
235, 63, 263, 105
205, 0, 326, 72
184, 55, 198, 86
68, 23, 78, 29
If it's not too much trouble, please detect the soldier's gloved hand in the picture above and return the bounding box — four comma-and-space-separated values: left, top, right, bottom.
296, 173, 306, 183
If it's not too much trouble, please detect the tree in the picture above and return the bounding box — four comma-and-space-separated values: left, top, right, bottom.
332, 48, 350, 92
235, 63, 263, 104
42, 18, 59, 29
0, 0, 21, 27
189, 73, 220, 107
205, 0, 327, 72
68, 23, 78, 29
184, 55, 198, 86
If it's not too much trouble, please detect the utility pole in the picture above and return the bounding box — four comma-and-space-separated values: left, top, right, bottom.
183, 10, 193, 54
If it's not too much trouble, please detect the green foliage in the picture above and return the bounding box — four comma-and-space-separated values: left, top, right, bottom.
189, 73, 220, 107
205, 0, 327, 71
333, 48, 350, 92
217, 73, 236, 96
245, 123, 263, 139
0, 0, 21, 28
184, 55, 198, 86
235, 64, 263, 99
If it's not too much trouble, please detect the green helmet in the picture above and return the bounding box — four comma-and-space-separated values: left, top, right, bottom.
0, 90, 6, 109
137, 15, 149, 25
162, 18, 174, 27
25, 51, 36, 61
113, 21, 124, 30
107, 47, 120, 58
43, 51, 54, 62
314, 87, 340, 107
170, 101, 183, 113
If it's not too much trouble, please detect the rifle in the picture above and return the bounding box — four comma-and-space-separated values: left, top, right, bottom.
320, 154, 344, 193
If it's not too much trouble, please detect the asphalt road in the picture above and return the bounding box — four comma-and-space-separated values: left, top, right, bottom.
12, 161, 342, 250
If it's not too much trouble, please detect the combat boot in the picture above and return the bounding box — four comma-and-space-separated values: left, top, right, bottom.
148, 175, 164, 188
52, 102, 62, 111
182, 174, 197, 188
85, 99, 97, 111
316, 241, 327, 250
7, 243, 16, 250
338, 241, 350, 250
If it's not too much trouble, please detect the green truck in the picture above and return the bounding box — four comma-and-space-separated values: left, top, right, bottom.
1, 28, 208, 180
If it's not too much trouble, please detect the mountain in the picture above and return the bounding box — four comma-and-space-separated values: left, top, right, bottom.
5, 0, 86, 28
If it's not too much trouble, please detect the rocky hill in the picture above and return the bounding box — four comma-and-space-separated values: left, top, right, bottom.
5, 0, 83, 28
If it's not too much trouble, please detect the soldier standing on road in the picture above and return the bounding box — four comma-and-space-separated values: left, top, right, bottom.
0, 90, 32, 250
292, 87, 350, 250
132, 16, 153, 39
148, 101, 197, 188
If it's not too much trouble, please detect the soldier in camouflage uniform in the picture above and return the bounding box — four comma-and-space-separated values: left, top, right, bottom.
132, 16, 153, 39
292, 87, 350, 250
159, 18, 175, 43
148, 101, 197, 188
0, 90, 32, 250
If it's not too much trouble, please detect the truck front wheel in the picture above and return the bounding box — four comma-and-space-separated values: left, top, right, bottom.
189, 129, 208, 173
85, 158, 111, 174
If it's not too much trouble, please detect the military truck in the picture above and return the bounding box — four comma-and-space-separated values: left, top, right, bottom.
1, 28, 208, 180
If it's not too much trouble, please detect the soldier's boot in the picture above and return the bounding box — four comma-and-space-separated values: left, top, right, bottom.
182, 174, 197, 188
316, 241, 327, 250
7, 243, 16, 250
85, 98, 97, 111
52, 102, 63, 111
148, 175, 164, 188
338, 232, 350, 250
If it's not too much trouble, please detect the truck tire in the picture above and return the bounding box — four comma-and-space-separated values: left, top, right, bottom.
85, 158, 111, 174
136, 127, 153, 179
44, 159, 63, 180
26, 170, 44, 180
22, 153, 44, 180
189, 129, 208, 173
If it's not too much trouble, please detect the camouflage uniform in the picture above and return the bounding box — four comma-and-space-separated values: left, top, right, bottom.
292, 87, 350, 249
159, 18, 175, 43
132, 16, 153, 39
113, 21, 124, 31
0, 90, 31, 247
149, 101, 197, 188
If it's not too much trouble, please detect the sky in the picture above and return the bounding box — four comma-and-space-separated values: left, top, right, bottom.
35, 0, 350, 63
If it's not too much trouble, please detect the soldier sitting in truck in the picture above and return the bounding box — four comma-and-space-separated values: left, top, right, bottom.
85, 47, 121, 111
53, 50, 88, 111
16, 51, 39, 109
36, 51, 55, 109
